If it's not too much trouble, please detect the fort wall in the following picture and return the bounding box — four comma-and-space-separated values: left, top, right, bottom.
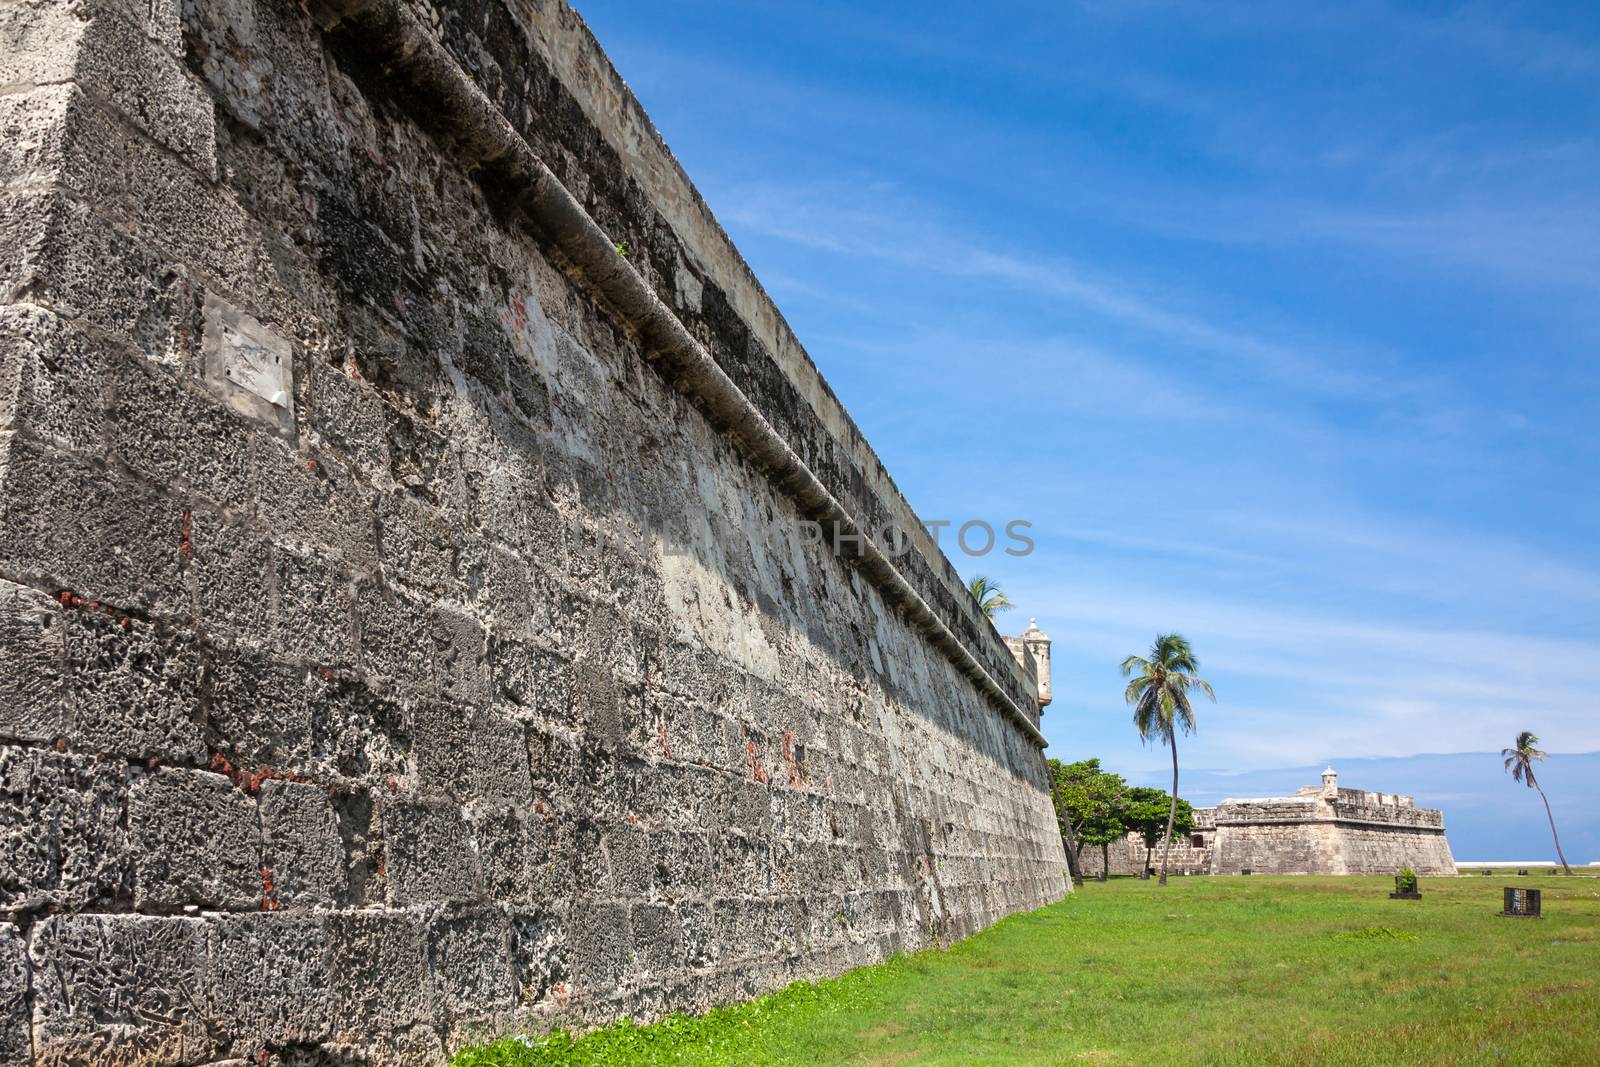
1079, 772, 1456, 879
0, 0, 1068, 1061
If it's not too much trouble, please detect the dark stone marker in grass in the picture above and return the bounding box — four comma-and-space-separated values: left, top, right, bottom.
1241, 868, 1251, 876
1518, 868, 1530, 876
1390, 873, 1422, 900
1500, 887, 1542, 918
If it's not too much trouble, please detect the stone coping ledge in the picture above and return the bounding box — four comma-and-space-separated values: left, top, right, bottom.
1213, 816, 1448, 832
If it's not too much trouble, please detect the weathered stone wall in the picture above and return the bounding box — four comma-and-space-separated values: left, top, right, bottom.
1209, 813, 1337, 876
0, 0, 1069, 1062
1078, 813, 1214, 878
1330, 824, 1456, 876
1209, 790, 1455, 876
1074, 780, 1457, 878
1078, 838, 1212, 879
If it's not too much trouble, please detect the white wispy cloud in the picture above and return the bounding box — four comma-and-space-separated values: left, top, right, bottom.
1036, 572, 1600, 770
713, 177, 1404, 400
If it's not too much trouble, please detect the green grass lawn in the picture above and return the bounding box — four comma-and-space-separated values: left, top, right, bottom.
454, 873, 1600, 1066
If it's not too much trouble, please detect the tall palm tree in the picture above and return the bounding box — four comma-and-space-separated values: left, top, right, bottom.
1122, 633, 1215, 886
1502, 731, 1571, 875
967, 575, 1013, 620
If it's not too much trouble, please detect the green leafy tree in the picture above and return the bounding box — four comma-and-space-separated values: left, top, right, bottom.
1123, 633, 1216, 886
1123, 786, 1195, 878
1047, 758, 1128, 880
966, 575, 1013, 620
1502, 731, 1572, 875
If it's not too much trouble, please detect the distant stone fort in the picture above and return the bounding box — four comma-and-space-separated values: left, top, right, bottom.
1084, 768, 1457, 877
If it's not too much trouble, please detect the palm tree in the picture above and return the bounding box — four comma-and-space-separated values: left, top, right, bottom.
967, 575, 1013, 620
1502, 731, 1572, 875
1122, 634, 1215, 886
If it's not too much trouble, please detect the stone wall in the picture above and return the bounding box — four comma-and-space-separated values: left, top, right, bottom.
1209, 784, 1455, 876
0, 0, 1069, 1062
1078, 814, 1214, 879
1076, 777, 1457, 879
1331, 825, 1456, 876
1209, 814, 1337, 876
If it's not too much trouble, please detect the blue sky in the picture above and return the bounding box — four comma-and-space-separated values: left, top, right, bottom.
574, 1, 1600, 861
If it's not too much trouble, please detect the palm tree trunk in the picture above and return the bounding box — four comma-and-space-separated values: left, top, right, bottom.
1161, 732, 1179, 886
1535, 782, 1573, 874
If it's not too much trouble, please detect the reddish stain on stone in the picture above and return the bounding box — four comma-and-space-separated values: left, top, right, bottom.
260, 866, 280, 911
780, 730, 804, 789
746, 739, 769, 784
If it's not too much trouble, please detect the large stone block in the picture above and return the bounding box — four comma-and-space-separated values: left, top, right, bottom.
525, 722, 581, 798
0, 577, 67, 744
207, 912, 331, 1048
0, 189, 197, 362
353, 578, 433, 691
427, 906, 516, 1016
604, 822, 652, 896
0, 744, 127, 911
0, 434, 189, 614
272, 546, 354, 666
129, 767, 261, 911
0, 923, 23, 1063
27, 77, 281, 336
414, 699, 531, 805
206, 647, 412, 788
0, 0, 89, 88
679, 902, 716, 969
297, 359, 390, 478
508, 907, 569, 1007
381, 798, 483, 905
253, 437, 375, 569
260, 779, 346, 909
568, 900, 631, 997
477, 544, 541, 640
430, 605, 491, 709
108, 348, 254, 512
495, 638, 573, 723
64, 607, 206, 763
324, 912, 435, 1036
205, 644, 316, 771
374, 489, 458, 596
304, 673, 412, 787
189, 513, 274, 642
526, 816, 576, 908
29, 913, 213, 1067
470, 802, 531, 904
471, 464, 565, 566
0, 303, 106, 455
571, 657, 625, 753
630, 902, 684, 977
0, 0, 217, 174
